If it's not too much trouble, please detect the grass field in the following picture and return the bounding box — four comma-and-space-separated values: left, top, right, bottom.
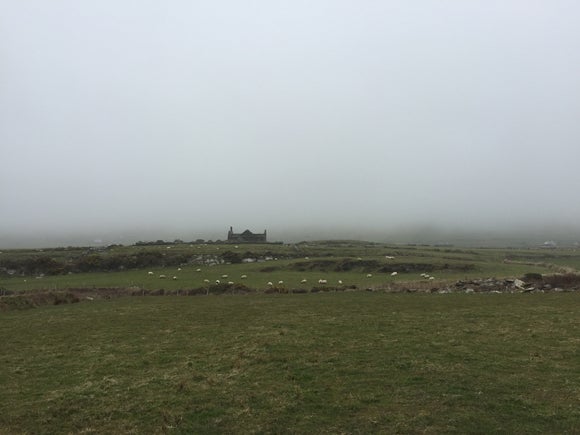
1, 242, 579, 433
2, 242, 577, 292
1, 292, 579, 433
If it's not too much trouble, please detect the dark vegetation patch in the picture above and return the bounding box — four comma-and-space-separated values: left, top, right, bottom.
288, 259, 476, 273
0, 291, 80, 311
291, 259, 381, 272
378, 262, 476, 273
524, 273, 580, 288
505, 253, 561, 261
0, 251, 192, 276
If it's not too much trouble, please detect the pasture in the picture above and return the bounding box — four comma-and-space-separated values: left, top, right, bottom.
1, 292, 579, 433
1, 241, 577, 293
1, 242, 579, 433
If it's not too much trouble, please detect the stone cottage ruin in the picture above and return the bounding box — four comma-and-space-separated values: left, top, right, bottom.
227, 227, 267, 243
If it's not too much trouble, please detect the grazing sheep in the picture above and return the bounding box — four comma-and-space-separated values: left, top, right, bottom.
196, 268, 201, 272
203, 279, 210, 283
385, 256, 395, 260
429, 276, 435, 280
241, 274, 247, 279
172, 276, 178, 280
391, 272, 398, 276
366, 273, 373, 278
228, 281, 234, 285
222, 274, 228, 279
318, 279, 327, 284
304, 256, 309, 260
338, 280, 343, 285
278, 280, 284, 285
215, 279, 221, 284
301, 279, 308, 284
177, 267, 182, 271
159, 274, 166, 279
267, 282, 273, 286
148, 271, 154, 275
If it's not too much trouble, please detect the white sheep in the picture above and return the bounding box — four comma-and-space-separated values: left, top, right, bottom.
177, 267, 182, 271
267, 282, 273, 286
196, 268, 201, 272
366, 273, 373, 278
429, 276, 435, 280
159, 274, 166, 279
222, 274, 228, 279
278, 280, 284, 285
391, 272, 398, 276
148, 271, 154, 275
215, 279, 221, 284
228, 281, 234, 285
203, 279, 210, 283
338, 280, 343, 285
385, 256, 395, 260
318, 279, 327, 284
241, 274, 247, 279
172, 276, 178, 280
301, 279, 308, 284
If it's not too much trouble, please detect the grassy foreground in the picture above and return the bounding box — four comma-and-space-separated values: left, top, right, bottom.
1, 292, 579, 434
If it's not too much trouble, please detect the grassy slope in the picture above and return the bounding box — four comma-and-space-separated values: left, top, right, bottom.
0, 243, 562, 292
1, 293, 579, 434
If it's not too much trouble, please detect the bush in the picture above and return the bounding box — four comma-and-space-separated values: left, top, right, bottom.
543, 273, 580, 288
523, 272, 543, 282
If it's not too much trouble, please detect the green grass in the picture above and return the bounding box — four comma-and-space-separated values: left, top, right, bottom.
1, 292, 579, 433
2, 242, 572, 293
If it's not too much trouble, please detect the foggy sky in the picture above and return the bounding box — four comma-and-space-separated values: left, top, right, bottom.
2, 1, 580, 247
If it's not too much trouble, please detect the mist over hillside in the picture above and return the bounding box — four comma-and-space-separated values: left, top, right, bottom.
2, 223, 579, 250
2, 2, 579, 250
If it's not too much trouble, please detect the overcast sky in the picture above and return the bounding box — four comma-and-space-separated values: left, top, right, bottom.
1, 1, 580, 247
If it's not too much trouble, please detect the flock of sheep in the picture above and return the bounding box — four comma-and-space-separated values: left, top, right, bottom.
145, 254, 436, 287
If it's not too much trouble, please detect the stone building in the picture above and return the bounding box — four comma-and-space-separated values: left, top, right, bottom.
227, 227, 267, 243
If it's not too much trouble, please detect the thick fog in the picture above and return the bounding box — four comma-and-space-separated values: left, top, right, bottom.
2, 1, 580, 247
